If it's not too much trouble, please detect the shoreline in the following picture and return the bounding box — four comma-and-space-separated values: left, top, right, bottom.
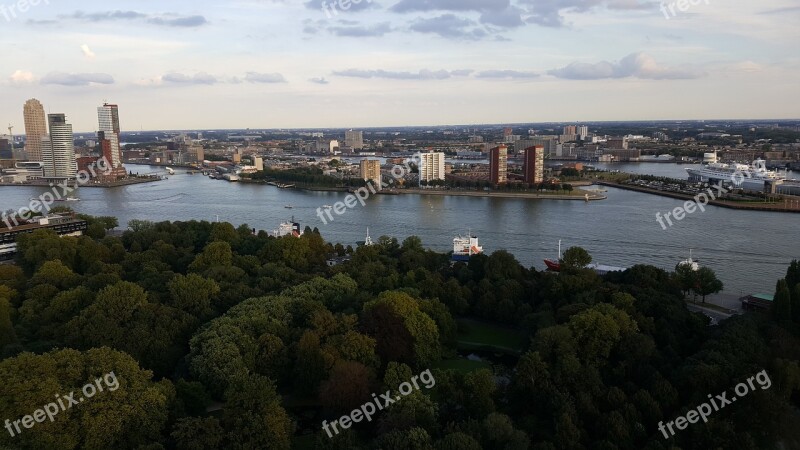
379, 188, 606, 201
0, 178, 162, 189
598, 181, 800, 213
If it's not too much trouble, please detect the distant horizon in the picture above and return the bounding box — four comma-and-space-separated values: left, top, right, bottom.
48, 118, 797, 136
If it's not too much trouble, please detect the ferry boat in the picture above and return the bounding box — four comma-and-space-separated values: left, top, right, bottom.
272, 218, 303, 238
452, 233, 483, 262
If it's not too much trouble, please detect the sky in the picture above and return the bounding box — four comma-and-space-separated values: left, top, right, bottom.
1, 0, 798, 131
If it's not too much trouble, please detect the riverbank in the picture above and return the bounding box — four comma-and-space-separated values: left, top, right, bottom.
597, 181, 800, 213
0, 177, 162, 188
382, 188, 606, 201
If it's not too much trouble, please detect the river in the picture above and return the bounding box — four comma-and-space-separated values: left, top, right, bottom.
1, 163, 798, 297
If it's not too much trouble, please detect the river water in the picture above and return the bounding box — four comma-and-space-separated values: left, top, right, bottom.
2, 163, 798, 296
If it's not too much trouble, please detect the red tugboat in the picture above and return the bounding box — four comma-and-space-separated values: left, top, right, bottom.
544, 240, 562, 272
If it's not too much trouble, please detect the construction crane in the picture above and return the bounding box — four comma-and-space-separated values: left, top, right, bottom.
7, 124, 14, 163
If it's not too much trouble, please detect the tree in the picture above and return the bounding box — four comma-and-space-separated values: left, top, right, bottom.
0, 347, 173, 450
674, 262, 698, 297
0, 296, 16, 350
693, 267, 723, 303
561, 247, 592, 270
436, 433, 482, 450
171, 417, 224, 450
223, 374, 293, 450
773, 279, 792, 326
792, 283, 800, 325
319, 361, 374, 413
167, 274, 220, 317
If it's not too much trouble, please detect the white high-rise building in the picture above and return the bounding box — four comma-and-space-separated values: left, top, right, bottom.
345, 130, 364, 150
418, 152, 446, 186
42, 114, 76, 179
577, 125, 589, 140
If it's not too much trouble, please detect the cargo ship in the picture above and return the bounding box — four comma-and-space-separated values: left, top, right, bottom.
452, 233, 483, 262
272, 217, 303, 238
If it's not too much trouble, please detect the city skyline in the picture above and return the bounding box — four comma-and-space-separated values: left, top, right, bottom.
2, 0, 798, 131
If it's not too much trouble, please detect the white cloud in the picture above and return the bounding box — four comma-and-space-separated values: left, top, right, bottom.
81, 44, 96, 59
549, 53, 704, 80
9, 70, 35, 85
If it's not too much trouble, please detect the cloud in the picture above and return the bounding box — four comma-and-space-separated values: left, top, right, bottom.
60, 10, 208, 28
309, 77, 330, 84
162, 72, 218, 85
475, 70, 539, 79
305, 0, 376, 14
758, 6, 800, 14
245, 72, 287, 83
391, 0, 508, 13
548, 53, 704, 80
332, 68, 473, 80
81, 44, 96, 59
409, 14, 487, 39
516, 0, 655, 28
329, 22, 392, 36
9, 70, 35, 85
40, 72, 114, 86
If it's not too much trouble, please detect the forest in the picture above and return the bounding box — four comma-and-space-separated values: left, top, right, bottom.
0, 218, 798, 449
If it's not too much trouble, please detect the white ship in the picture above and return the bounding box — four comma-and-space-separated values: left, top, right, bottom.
452, 234, 483, 262
687, 153, 784, 185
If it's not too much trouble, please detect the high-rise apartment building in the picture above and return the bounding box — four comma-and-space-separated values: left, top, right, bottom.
523, 146, 545, 184
23, 99, 47, 162
418, 152, 446, 186
360, 159, 382, 190
563, 125, 577, 135
577, 125, 589, 140
489, 145, 508, 185
42, 114, 76, 179
345, 130, 364, 150
97, 103, 127, 179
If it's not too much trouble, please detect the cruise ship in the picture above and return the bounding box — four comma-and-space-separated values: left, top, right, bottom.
686, 154, 784, 185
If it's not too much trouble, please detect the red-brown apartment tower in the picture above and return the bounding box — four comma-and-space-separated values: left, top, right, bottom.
523, 145, 545, 184
489, 145, 508, 185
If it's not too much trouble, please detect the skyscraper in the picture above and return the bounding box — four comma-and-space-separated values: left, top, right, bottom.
97, 103, 127, 179
418, 152, 445, 186
42, 114, 76, 179
360, 159, 381, 183
23, 99, 47, 162
345, 130, 364, 150
577, 125, 589, 140
563, 125, 577, 135
489, 145, 508, 185
523, 146, 545, 185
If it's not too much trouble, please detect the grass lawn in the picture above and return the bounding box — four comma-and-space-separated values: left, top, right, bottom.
433, 358, 493, 374
455, 318, 527, 355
